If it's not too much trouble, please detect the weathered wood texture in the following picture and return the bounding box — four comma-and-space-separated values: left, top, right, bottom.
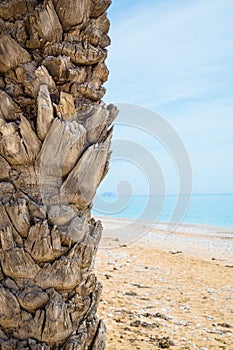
0, 0, 117, 348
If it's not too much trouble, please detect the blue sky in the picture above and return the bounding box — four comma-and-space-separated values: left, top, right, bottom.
99, 0, 233, 195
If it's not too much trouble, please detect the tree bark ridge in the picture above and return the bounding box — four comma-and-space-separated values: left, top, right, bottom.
0, 0, 116, 348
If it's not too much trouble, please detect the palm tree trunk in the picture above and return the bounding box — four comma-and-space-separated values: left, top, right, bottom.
0, 0, 116, 348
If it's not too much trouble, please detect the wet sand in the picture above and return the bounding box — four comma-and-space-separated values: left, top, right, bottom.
94, 217, 233, 349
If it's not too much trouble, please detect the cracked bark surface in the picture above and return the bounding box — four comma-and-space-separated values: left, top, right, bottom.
0, 0, 117, 348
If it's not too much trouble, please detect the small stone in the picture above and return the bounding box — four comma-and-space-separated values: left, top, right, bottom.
125, 291, 138, 296
218, 323, 232, 328
154, 312, 169, 321
207, 316, 214, 320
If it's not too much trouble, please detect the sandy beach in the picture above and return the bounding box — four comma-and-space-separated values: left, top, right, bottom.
94, 217, 233, 350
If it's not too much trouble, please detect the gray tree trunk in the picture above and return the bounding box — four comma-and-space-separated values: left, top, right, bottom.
0, 1, 117, 348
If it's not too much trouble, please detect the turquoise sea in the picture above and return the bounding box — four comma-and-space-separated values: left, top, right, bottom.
93, 193, 233, 229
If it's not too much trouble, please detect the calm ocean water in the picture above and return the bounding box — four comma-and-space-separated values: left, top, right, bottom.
93, 193, 233, 229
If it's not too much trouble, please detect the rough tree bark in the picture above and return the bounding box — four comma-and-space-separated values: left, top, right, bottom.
0, 0, 117, 348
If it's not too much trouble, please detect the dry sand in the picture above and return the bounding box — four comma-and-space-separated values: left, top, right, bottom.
94, 217, 233, 350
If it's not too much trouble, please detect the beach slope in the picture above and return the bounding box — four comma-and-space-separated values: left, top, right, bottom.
95, 217, 233, 349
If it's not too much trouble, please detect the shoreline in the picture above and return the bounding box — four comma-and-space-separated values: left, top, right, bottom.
95, 216, 233, 265
95, 215, 233, 232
